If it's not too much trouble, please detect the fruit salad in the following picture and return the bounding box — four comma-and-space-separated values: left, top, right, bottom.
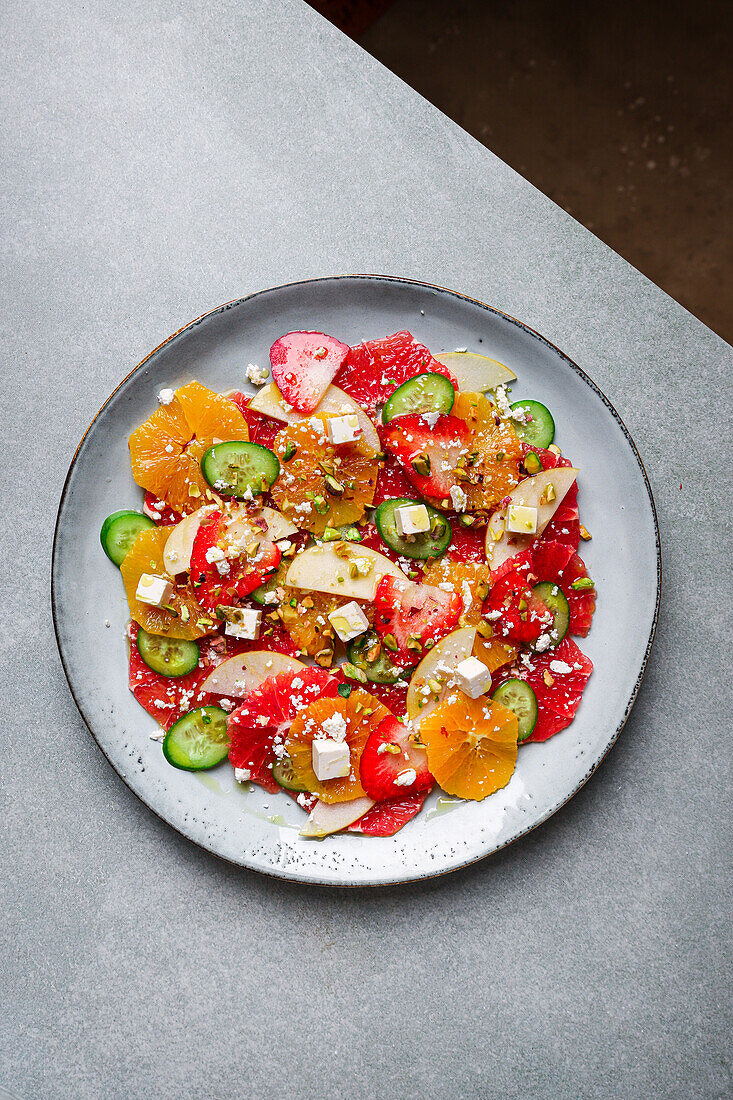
101, 330, 596, 838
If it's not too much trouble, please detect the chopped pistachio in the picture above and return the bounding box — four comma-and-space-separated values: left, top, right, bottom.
382, 633, 398, 652
382, 743, 401, 755
477, 619, 493, 638
543, 669, 555, 687
579, 524, 592, 541
411, 453, 431, 477
341, 662, 368, 683
312, 494, 329, 514
282, 440, 297, 462
571, 577, 595, 591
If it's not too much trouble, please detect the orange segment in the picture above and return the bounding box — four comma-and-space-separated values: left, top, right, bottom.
120, 526, 213, 640
285, 690, 389, 803
452, 392, 523, 510
422, 560, 491, 627
473, 635, 518, 673
271, 416, 380, 535
420, 694, 518, 800
129, 381, 249, 515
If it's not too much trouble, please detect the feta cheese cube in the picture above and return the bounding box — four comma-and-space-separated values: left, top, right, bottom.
454, 656, 493, 699
506, 504, 538, 534
135, 573, 174, 608
312, 738, 351, 781
221, 607, 262, 641
326, 413, 362, 445
395, 503, 430, 537
327, 601, 369, 643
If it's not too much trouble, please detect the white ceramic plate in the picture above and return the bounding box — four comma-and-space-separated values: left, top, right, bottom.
52, 276, 660, 886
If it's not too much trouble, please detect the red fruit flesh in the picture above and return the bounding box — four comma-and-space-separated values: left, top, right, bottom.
372, 452, 416, 507
530, 540, 596, 637
348, 788, 431, 836
374, 576, 462, 667
190, 509, 281, 613
445, 516, 487, 564
382, 414, 470, 501
143, 491, 182, 527
485, 570, 553, 644
269, 331, 349, 413
229, 395, 281, 450
335, 331, 456, 415
359, 714, 433, 801
493, 637, 593, 742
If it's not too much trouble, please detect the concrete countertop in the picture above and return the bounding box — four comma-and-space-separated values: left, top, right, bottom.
1, 0, 730, 1097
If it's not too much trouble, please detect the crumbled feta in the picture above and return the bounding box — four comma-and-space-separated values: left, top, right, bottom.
549, 660, 572, 674
149, 729, 166, 741
326, 414, 362, 445
449, 485, 468, 512
534, 633, 553, 652
312, 738, 350, 781
394, 768, 417, 787
327, 601, 369, 643
245, 362, 269, 385
321, 713, 348, 742
234, 767, 251, 783
157, 388, 175, 405
205, 546, 226, 564
135, 573, 174, 608
454, 655, 493, 699
395, 503, 430, 537
421, 410, 441, 429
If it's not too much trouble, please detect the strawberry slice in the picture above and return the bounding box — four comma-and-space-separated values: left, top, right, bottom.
485, 569, 553, 644
143, 491, 182, 527
359, 714, 433, 801
190, 509, 280, 613
335, 330, 456, 415
373, 575, 462, 667
493, 637, 593, 742
227, 668, 338, 791
347, 788, 432, 836
382, 414, 470, 502
269, 331, 349, 413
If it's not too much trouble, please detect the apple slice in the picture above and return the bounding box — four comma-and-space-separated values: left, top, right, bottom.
248, 383, 380, 452
200, 650, 306, 698
270, 331, 350, 413
163, 504, 217, 575
261, 506, 298, 542
300, 796, 375, 838
485, 467, 578, 571
434, 351, 516, 392
285, 544, 407, 601
406, 626, 477, 722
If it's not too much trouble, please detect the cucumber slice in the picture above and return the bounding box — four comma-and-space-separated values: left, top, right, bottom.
137, 628, 200, 677
381, 372, 455, 423
492, 679, 538, 742
532, 582, 570, 645
100, 510, 155, 566
374, 498, 452, 560
251, 573, 280, 606
163, 706, 229, 771
347, 630, 403, 684
509, 400, 555, 449
201, 441, 280, 500
272, 756, 310, 792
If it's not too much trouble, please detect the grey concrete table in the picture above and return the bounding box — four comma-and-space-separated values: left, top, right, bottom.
1, 1, 730, 1097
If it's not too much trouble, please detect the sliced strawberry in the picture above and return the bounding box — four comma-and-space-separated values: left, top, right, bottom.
347, 788, 432, 836
269, 331, 349, 413
190, 509, 281, 613
373, 575, 462, 667
382, 414, 470, 502
359, 714, 433, 801
143, 491, 182, 527
335, 330, 456, 415
227, 668, 339, 791
493, 637, 593, 742
485, 569, 553, 644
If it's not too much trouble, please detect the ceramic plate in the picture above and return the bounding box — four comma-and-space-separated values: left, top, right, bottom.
52, 276, 660, 886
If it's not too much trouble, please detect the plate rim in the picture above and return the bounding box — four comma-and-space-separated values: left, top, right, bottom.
51, 274, 662, 886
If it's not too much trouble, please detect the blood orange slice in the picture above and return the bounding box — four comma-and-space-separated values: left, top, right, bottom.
422, 559, 490, 627
420, 694, 518, 800
335, 330, 456, 415
493, 637, 593, 742
347, 789, 432, 836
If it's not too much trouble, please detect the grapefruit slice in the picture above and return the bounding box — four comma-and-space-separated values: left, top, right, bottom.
492, 637, 593, 742
420, 694, 519, 800
334, 331, 456, 415
347, 789, 431, 836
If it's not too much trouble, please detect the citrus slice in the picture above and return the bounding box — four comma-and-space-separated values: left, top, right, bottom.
420, 694, 518, 800
129, 381, 250, 515
120, 526, 213, 639
452, 391, 523, 510
270, 416, 379, 535
422, 560, 491, 627
276, 588, 350, 664
473, 635, 518, 674
284, 690, 389, 803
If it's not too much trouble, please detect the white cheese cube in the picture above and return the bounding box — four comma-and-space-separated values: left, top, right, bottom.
327, 601, 369, 643
326, 414, 362, 445
135, 573, 174, 608
312, 738, 351, 781
395, 503, 431, 537
506, 504, 538, 534
223, 608, 262, 641
454, 656, 493, 699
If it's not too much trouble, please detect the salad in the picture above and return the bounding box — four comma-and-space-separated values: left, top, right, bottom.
101, 329, 595, 838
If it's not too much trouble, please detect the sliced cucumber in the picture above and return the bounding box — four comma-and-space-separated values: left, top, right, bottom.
381, 372, 455, 423
201, 441, 280, 500
163, 706, 229, 771
347, 630, 403, 684
509, 399, 555, 449
137, 628, 200, 677
375, 498, 452, 560
251, 573, 281, 606
492, 679, 538, 743
100, 510, 155, 566
272, 756, 310, 792
532, 582, 570, 645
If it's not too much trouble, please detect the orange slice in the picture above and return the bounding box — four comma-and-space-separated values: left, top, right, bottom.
420, 694, 518, 800
473, 635, 518, 673
422, 559, 491, 627
285, 690, 389, 803
277, 589, 343, 665
120, 526, 213, 639
452, 392, 523, 510
270, 416, 379, 535
129, 381, 249, 515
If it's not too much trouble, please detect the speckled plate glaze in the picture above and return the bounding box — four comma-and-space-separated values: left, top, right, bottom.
52, 276, 660, 886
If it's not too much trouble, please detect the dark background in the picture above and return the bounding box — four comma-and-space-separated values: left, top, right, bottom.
310, 0, 732, 342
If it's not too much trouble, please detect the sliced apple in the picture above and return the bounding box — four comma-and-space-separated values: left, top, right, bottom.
300, 796, 375, 838
434, 351, 516, 392
248, 383, 380, 452
485, 467, 579, 571
163, 504, 217, 575
260, 506, 298, 542
406, 626, 477, 723
285, 544, 407, 601
200, 650, 306, 698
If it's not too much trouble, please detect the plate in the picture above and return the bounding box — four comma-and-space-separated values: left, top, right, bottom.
52, 276, 660, 886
